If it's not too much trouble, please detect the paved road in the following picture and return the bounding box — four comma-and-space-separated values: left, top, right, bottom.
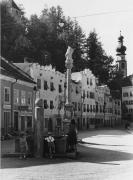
1, 129, 133, 180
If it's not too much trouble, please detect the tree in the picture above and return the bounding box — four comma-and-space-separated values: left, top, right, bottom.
1, 1, 31, 62
86, 30, 114, 84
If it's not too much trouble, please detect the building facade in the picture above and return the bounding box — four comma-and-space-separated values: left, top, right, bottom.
72, 69, 96, 129
4, 0, 23, 23
122, 83, 133, 122
1, 57, 36, 136
15, 63, 66, 134
15, 62, 122, 131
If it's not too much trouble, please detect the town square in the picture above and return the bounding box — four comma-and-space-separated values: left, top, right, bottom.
1, 0, 133, 179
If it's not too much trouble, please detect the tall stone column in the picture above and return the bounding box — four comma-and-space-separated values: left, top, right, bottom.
63, 46, 74, 133
34, 99, 44, 157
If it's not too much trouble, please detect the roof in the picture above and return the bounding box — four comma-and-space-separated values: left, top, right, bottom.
0, 57, 36, 84
12, 0, 21, 11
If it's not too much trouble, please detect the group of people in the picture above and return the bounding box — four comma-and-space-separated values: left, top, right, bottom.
44, 119, 78, 156
19, 119, 78, 159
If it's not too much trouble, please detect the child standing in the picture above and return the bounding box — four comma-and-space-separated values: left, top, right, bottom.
45, 132, 55, 158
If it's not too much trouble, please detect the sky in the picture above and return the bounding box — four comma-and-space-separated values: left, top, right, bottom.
15, 0, 133, 76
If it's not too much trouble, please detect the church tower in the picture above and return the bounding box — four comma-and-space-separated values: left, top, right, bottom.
116, 32, 127, 77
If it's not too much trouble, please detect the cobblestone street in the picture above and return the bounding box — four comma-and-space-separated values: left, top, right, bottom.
1, 129, 133, 180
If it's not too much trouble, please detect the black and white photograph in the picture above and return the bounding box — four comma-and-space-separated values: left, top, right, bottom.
1, 0, 133, 179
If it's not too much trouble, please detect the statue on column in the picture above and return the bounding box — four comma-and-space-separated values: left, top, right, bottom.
65, 46, 74, 69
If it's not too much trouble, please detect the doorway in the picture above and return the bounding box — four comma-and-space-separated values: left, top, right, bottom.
14, 111, 19, 131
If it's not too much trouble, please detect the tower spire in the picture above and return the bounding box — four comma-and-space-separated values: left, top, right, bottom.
116, 32, 127, 77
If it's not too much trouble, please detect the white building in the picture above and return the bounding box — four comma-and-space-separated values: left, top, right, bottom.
71, 80, 82, 129
15, 62, 122, 130
15, 63, 65, 134
95, 85, 105, 127
122, 84, 133, 122
72, 69, 96, 129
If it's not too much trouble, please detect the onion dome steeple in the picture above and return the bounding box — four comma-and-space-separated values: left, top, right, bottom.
116, 31, 127, 77
116, 31, 127, 56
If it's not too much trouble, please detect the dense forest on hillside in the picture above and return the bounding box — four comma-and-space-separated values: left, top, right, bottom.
1, 1, 120, 86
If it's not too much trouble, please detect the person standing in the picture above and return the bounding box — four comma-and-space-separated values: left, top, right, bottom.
19, 133, 28, 159
67, 119, 77, 151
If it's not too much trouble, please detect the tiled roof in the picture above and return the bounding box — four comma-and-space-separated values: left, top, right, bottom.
12, 0, 21, 11
0, 57, 36, 84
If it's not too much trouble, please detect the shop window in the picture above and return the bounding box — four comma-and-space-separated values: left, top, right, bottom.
4, 87, 10, 103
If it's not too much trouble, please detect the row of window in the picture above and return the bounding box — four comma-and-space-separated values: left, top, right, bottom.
73, 101, 121, 115
44, 100, 55, 109
37, 79, 96, 97
4, 87, 32, 106
123, 91, 133, 97
123, 108, 133, 113
123, 100, 133, 105
87, 78, 93, 86
82, 90, 95, 99
37, 79, 63, 93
